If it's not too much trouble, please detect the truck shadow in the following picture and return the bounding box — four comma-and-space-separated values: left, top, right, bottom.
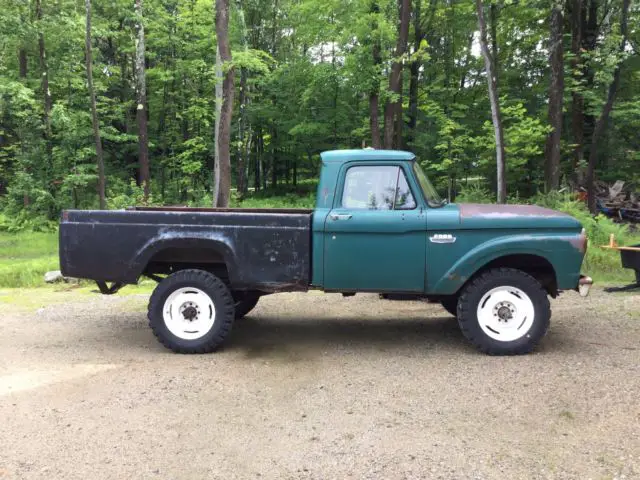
228, 315, 470, 359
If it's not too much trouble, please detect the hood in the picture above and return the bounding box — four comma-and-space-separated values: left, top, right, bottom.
458, 203, 582, 230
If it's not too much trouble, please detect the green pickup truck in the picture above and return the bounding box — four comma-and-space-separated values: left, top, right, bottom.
59, 149, 592, 355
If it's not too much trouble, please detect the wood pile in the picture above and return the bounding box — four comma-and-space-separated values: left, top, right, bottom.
594, 180, 640, 222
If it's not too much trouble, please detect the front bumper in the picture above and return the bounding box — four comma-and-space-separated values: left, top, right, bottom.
577, 275, 593, 297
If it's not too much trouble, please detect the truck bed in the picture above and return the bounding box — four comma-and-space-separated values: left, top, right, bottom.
60, 207, 313, 291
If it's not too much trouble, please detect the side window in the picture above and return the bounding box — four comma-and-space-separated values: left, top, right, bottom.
341, 166, 416, 210
395, 170, 417, 210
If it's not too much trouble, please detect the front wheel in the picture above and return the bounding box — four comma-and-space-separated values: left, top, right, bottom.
148, 269, 235, 353
457, 268, 550, 355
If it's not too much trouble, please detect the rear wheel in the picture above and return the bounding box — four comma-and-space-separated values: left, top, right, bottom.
148, 269, 235, 353
457, 268, 550, 355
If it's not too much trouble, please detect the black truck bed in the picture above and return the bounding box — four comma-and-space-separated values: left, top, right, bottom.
59, 208, 313, 292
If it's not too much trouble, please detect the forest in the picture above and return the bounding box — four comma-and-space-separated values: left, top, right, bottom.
0, 0, 638, 227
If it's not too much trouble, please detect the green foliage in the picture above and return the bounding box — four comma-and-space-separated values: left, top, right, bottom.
455, 183, 494, 204
468, 100, 551, 196
233, 193, 315, 209
107, 179, 155, 209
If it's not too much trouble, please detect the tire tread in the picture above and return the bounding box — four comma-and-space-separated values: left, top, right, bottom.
457, 267, 550, 355
147, 269, 235, 353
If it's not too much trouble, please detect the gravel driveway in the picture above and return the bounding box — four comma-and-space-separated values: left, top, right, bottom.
0, 288, 638, 479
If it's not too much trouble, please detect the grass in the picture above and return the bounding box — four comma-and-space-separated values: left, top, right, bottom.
0, 231, 60, 288
0, 281, 156, 312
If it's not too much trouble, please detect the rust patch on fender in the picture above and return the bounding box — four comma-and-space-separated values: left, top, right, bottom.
446, 272, 467, 284
459, 203, 570, 219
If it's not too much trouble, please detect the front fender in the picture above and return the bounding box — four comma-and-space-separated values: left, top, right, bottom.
126, 230, 238, 283
430, 233, 583, 295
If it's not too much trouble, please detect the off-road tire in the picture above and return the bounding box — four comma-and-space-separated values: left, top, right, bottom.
148, 269, 235, 353
457, 268, 550, 355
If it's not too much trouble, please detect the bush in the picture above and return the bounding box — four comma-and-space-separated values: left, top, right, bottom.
455, 184, 494, 204
233, 192, 315, 209
0, 212, 58, 233
107, 179, 156, 210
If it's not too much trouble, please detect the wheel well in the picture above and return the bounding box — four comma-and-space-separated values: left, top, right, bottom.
470, 254, 558, 297
143, 247, 230, 282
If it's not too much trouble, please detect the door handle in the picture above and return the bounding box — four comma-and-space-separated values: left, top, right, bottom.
330, 214, 352, 221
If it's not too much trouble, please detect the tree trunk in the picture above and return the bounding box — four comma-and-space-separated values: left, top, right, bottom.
214, 0, 235, 207
586, 0, 630, 213
369, 91, 382, 148
19, 48, 27, 78
490, 3, 498, 86
271, 127, 278, 188
134, 0, 150, 201
407, 61, 419, 148
581, 0, 598, 167
254, 128, 262, 191
544, 0, 564, 192
408, 0, 438, 146
35, 0, 52, 187
36, 0, 51, 138
332, 40, 338, 147
292, 159, 297, 186
570, 0, 584, 182
369, 1, 382, 149
18, 30, 28, 206
236, 0, 249, 198
213, 46, 222, 204
85, 0, 106, 209
406, 0, 422, 148
383, 0, 411, 149
235, 67, 248, 197
476, 0, 506, 203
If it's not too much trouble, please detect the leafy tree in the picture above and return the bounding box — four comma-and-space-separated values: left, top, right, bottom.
0, 0, 638, 225
476, 0, 506, 203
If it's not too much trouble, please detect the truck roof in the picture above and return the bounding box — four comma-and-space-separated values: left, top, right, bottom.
320, 149, 416, 163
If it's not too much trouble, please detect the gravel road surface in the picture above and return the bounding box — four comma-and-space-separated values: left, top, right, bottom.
0, 288, 638, 479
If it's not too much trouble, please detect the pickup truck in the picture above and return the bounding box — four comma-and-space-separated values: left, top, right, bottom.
59, 149, 593, 355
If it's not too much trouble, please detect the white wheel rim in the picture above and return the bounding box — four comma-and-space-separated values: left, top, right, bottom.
162, 287, 216, 340
476, 286, 535, 342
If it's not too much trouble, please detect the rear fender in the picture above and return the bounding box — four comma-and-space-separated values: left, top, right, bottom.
128, 230, 238, 283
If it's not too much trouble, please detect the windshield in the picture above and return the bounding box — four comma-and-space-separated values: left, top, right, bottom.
412, 162, 444, 207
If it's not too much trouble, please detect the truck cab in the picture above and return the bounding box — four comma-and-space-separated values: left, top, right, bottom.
313, 149, 587, 299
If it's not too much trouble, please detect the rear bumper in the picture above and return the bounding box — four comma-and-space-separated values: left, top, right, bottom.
577, 275, 593, 297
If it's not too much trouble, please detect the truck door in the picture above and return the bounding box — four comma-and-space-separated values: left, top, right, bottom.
323, 163, 427, 292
